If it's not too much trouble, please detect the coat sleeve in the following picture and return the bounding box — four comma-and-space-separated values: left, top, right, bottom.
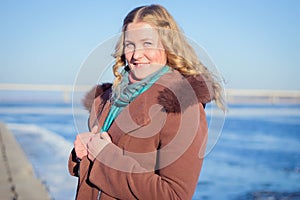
68, 148, 80, 177
67, 97, 101, 177
88, 103, 208, 200
68, 84, 112, 177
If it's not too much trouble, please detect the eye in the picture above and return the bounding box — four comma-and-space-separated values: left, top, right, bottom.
125, 42, 135, 50
144, 41, 153, 47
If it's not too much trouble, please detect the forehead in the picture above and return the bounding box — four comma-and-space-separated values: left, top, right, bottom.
125, 22, 159, 41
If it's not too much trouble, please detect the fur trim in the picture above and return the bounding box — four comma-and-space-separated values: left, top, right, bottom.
82, 74, 213, 113
158, 75, 214, 113
82, 83, 112, 112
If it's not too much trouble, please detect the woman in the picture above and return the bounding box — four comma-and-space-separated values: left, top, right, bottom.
69, 4, 225, 200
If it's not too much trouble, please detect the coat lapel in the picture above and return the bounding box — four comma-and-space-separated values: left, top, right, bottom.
107, 82, 166, 143
111, 90, 153, 133
102, 70, 182, 143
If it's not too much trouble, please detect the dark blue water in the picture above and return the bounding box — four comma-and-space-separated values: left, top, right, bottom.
0, 101, 299, 200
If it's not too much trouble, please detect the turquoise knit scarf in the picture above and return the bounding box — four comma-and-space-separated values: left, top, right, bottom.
100, 65, 170, 133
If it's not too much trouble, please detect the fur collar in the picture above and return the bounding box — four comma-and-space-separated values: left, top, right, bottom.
83, 72, 214, 113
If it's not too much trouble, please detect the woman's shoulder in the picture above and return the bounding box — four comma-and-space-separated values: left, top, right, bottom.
156, 69, 214, 113
82, 83, 112, 113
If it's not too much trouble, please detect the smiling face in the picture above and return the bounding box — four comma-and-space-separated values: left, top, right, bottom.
124, 22, 167, 82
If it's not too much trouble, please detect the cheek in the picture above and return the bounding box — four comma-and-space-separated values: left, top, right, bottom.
125, 52, 132, 63
147, 50, 166, 64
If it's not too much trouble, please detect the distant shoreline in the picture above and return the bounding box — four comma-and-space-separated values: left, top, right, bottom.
226, 89, 300, 104
0, 85, 300, 105
226, 96, 300, 105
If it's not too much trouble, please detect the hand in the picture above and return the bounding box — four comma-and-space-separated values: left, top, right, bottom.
74, 126, 99, 160
87, 131, 112, 161
100, 131, 112, 143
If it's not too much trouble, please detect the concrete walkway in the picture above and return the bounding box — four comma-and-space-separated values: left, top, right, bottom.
0, 122, 51, 200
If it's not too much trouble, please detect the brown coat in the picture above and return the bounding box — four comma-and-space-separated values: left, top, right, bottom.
68, 70, 213, 200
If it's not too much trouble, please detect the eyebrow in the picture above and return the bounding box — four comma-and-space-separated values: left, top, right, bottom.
124, 38, 155, 43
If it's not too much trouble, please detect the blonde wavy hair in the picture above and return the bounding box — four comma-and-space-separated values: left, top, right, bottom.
112, 4, 226, 110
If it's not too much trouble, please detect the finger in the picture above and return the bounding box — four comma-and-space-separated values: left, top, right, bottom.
101, 132, 112, 142
87, 151, 95, 161
86, 142, 96, 161
77, 132, 94, 144
91, 126, 99, 134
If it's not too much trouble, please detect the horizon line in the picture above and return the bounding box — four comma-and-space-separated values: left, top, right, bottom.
0, 83, 299, 93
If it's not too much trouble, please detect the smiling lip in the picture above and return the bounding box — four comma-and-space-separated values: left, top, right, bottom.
133, 63, 149, 68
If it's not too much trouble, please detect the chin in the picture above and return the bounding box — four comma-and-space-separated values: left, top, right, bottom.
133, 74, 145, 80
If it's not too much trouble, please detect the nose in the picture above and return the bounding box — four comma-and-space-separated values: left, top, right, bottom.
132, 47, 144, 60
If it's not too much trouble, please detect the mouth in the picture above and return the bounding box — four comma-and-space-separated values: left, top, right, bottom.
132, 63, 149, 68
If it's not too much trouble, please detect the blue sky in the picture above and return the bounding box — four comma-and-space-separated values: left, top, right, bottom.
0, 0, 299, 90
